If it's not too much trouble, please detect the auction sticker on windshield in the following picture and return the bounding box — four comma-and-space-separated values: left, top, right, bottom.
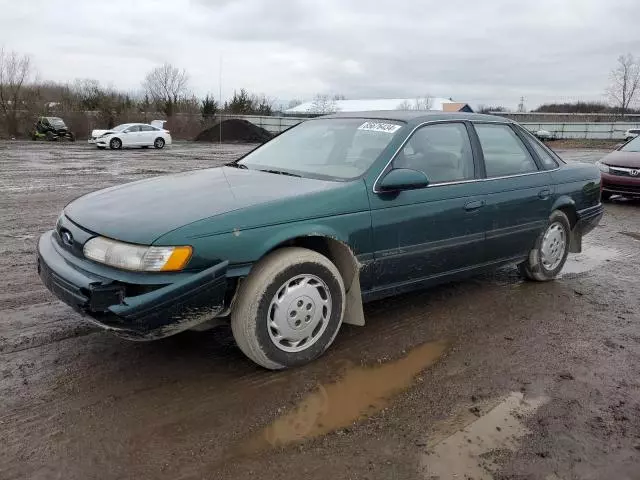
358, 121, 402, 133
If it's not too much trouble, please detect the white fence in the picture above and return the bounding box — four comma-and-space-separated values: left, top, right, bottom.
235, 115, 640, 140
520, 122, 640, 140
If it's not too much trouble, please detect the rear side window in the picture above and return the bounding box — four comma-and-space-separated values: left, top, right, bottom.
528, 138, 559, 169
475, 124, 538, 177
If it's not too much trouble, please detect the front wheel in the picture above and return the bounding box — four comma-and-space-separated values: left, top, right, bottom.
109, 137, 122, 150
519, 210, 571, 281
154, 137, 165, 149
231, 247, 345, 370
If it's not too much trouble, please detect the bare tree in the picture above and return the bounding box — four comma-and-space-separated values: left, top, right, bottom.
0, 48, 34, 136
413, 95, 433, 111
395, 95, 433, 111
307, 94, 338, 114
142, 63, 189, 117
606, 54, 640, 117
396, 100, 412, 110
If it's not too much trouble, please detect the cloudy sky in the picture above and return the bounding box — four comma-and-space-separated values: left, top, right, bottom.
1, 0, 639, 109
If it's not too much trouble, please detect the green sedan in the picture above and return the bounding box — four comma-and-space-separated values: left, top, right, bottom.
37, 112, 604, 369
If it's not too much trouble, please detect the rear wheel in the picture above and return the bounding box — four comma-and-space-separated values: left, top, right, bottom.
154, 137, 165, 149
519, 210, 571, 281
109, 138, 122, 150
231, 247, 345, 370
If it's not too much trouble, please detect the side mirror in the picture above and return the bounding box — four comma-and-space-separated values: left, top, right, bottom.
378, 168, 429, 192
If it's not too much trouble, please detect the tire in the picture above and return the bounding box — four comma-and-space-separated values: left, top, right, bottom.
109, 138, 122, 150
601, 191, 612, 201
231, 247, 345, 370
154, 137, 165, 149
45, 131, 56, 141
67, 132, 76, 142
519, 210, 571, 281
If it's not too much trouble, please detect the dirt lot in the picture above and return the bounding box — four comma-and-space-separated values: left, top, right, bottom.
1, 141, 639, 480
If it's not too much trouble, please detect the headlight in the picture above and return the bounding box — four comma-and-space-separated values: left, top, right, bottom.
83, 236, 192, 272
595, 161, 610, 173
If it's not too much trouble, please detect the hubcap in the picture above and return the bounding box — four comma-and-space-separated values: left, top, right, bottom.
267, 274, 332, 353
540, 221, 566, 270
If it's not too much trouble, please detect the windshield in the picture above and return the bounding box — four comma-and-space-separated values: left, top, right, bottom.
620, 136, 640, 152
238, 118, 404, 180
112, 124, 133, 132
47, 117, 65, 128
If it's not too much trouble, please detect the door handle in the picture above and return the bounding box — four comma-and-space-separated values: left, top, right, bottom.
538, 189, 551, 200
464, 200, 485, 211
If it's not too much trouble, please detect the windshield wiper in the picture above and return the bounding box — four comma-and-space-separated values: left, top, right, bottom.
257, 168, 301, 177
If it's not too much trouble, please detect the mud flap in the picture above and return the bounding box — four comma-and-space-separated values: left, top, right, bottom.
569, 228, 582, 253
343, 273, 365, 326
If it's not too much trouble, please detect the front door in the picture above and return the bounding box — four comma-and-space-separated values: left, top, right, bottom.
471, 122, 552, 262
123, 125, 142, 146
368, 121, 487, 291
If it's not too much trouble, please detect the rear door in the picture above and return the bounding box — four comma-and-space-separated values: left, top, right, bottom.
368, 121, 488, 289
472, 122, 552, 262
139, 125, 157, 145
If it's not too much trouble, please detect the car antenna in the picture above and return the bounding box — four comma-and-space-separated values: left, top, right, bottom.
219, 53, 223, 146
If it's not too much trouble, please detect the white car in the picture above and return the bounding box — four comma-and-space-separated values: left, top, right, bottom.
623, 128, 640, 142
88, 120, 171, 149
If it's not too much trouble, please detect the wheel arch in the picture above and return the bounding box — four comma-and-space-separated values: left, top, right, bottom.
551, 196, 580, 252
261, 231, 365, 327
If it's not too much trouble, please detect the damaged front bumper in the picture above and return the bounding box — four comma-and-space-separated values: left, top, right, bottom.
37, 230, 229, 340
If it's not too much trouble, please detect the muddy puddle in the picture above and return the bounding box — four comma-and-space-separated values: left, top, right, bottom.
561, 244, 620, 277
239, 341, 448, 453
422, 392, 548, 479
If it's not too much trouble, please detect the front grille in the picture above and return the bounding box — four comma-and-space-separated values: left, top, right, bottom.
609, 166, 640, 177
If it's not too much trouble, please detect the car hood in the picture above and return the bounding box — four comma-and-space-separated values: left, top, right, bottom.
601, 151, 640, 168
91, 129, 114, 137
64, 167, 349, 244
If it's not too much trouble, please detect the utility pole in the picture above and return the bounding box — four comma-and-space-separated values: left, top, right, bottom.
517, 96, 526, 113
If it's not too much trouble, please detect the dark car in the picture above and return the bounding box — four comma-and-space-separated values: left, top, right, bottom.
597, 136, 640, 200
37, 112, 604, 369
31, 116, 75, 141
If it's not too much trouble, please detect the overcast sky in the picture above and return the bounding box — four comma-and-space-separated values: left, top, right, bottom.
1, 0, 639, 109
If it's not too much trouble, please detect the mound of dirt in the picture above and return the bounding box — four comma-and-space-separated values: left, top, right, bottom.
195, 119, 273, 143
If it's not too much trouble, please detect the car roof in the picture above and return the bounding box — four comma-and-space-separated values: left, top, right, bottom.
319, 110, 509, 124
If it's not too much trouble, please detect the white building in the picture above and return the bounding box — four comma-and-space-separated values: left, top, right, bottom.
284, 97, 473, 115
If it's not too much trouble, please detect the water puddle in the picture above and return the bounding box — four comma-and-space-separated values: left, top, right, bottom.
241, 341, 448, 453
421, 392, 548, 479
561, 245, 620, 277
620, 231, 640, 242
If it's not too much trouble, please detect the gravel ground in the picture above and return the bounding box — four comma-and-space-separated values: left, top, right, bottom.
1, 141, 639, 480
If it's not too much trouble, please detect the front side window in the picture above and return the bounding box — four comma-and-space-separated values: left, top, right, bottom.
475, 124, 538, 177
140, 125, 156, 132
125, 125, 141, 133
238, 118, 404, 180
393, 122, 475, 183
